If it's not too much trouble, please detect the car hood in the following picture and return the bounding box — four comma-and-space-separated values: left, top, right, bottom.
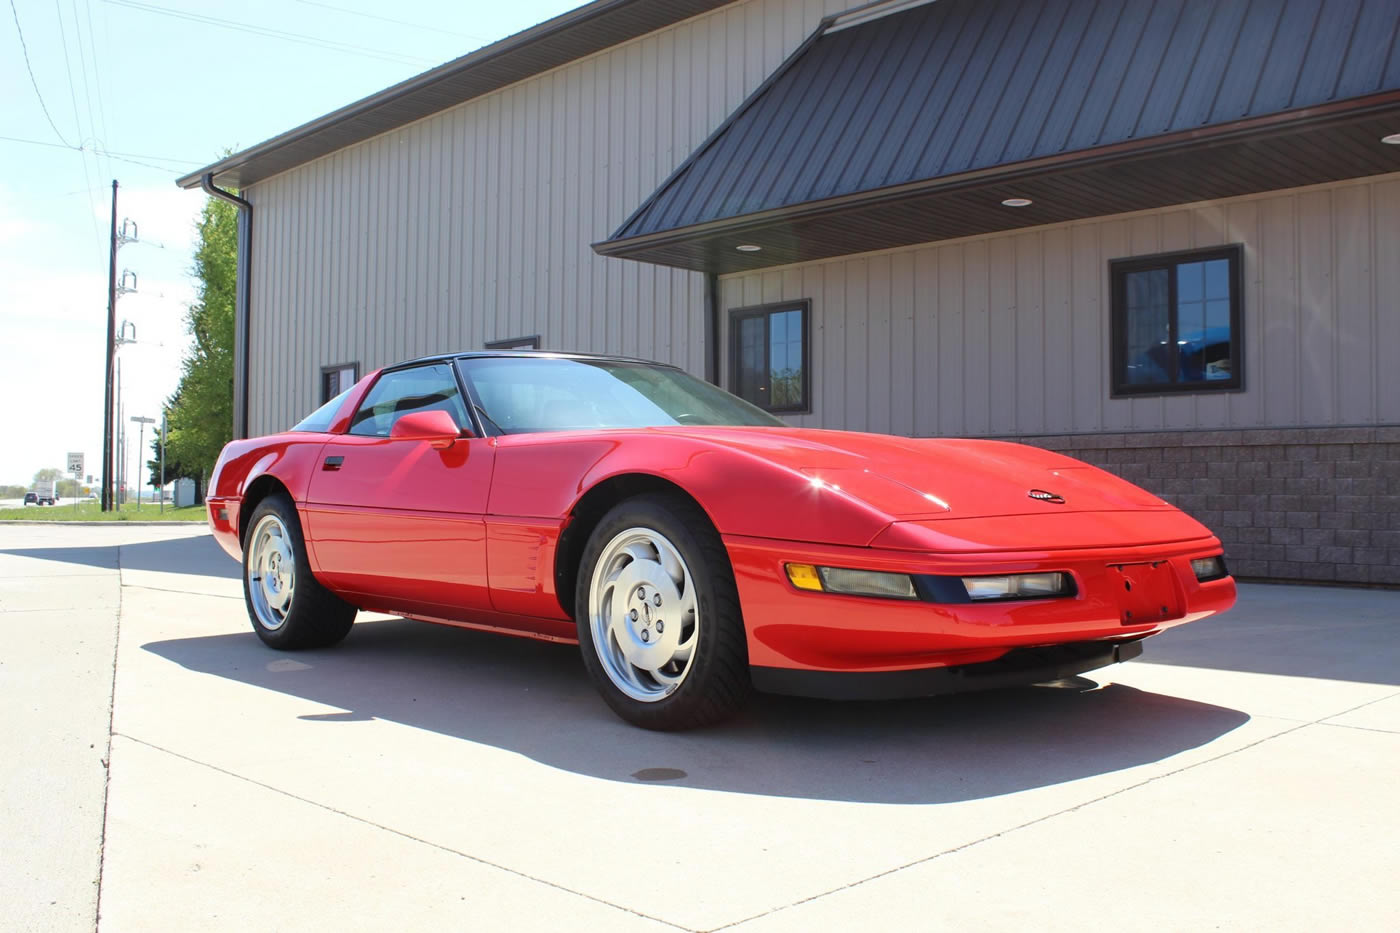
648, 427, 1171, 521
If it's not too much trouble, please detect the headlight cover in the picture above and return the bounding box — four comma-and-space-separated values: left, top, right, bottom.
786, 564, 918, 600
960, 571, 1075, 601
786, 564, 1077, 603
1190, 556, 1229, 581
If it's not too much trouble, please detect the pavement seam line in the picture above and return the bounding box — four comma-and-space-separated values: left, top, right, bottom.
709, 686, 1400, 932
92, 543, 125, 932
1315, 721, 1400, 736
110, 733, 694, 933
119, 583, 242, 600
708, 720, 1323, 931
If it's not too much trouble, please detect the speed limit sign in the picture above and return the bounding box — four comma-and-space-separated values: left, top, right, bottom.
68, 452, 84, 475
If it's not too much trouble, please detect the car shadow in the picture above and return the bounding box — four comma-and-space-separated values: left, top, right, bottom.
144, 618, 1250, 804
0, 535, 238, 580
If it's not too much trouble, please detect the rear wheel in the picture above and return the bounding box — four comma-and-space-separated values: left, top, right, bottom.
242, 494, 356, 649
576, 494, 750, 730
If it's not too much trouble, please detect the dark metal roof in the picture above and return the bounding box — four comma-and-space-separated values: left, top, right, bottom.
601, 0, 1400, 272
177, 0, 733, 190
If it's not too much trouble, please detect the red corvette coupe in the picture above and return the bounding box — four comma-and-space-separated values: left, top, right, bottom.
207, 351, 1235, 729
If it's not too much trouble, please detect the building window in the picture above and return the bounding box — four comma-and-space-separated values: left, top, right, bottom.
729, 301, 810, 413
321, 363, 359, 403
1111, 245, 1243, 396
485, 335, 542, 350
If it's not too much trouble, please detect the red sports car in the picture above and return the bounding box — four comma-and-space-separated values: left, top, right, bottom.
207, 351, 1235, 729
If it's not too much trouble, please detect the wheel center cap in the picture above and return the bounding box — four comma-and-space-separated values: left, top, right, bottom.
628, 586, 661, 638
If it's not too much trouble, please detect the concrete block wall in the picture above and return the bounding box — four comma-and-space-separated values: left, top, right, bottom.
1014, 427, 1400, 586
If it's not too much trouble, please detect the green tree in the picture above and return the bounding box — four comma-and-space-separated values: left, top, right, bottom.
33, 467, 63, 483
147, 425, 205, 502
160, 191, 238, 500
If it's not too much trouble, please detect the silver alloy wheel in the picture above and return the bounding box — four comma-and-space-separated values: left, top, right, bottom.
587, 526, 700, 702
247, 513, 296, 631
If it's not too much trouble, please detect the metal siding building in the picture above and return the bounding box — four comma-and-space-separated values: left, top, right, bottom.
235, 0, 851, 433
183, 0, 1400, 584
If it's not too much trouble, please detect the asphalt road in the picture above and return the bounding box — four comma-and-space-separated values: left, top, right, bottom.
2, 524, 1397, 931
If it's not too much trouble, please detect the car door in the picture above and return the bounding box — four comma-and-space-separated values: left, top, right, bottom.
303, 362, 494, 617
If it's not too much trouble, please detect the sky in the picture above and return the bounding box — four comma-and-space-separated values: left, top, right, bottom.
0, 0, 580, 489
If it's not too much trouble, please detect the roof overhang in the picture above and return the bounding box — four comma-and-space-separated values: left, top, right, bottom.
595, 93, 1400, 275
177, 0, 734, 190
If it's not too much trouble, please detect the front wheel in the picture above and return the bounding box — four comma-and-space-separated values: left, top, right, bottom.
576, 494, 750, 730
242, 494, 356, 650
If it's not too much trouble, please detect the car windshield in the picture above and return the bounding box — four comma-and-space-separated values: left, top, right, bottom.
291, 388, 352, 432
458, 357, 785, 433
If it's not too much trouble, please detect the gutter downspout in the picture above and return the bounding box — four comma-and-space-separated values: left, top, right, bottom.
200, 174, 252, 440
704, 272, 721, 386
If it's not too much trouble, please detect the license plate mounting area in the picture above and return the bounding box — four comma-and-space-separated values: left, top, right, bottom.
1109, 560, 1183, 626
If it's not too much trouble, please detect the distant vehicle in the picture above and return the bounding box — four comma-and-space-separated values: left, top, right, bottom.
31, 481, 57, 506
23, 492, 38, 506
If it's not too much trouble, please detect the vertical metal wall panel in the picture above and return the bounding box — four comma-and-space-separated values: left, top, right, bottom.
243, 0, 851, 434
720, 174, 1400, 437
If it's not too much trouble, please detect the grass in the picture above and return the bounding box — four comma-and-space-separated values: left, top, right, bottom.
0, 500, 207, 522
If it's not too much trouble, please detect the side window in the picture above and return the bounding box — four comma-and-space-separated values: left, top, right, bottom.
348, 364, 470, 437
321, 363, 359, 403
1110, 246, 1243, 395
485, 335, 542, 350
728, 300, 811, 413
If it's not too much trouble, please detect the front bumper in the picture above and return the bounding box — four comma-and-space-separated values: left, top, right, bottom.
206, 496, 242, 561
724, 533, 1235, 677
752, 638, 1144, 700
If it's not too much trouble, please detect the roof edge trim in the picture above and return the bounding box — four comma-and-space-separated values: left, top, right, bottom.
595, 90, 1400, 257
825, 0, 939, 33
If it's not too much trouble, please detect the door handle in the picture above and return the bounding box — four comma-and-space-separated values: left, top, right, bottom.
323, 456, 344, 471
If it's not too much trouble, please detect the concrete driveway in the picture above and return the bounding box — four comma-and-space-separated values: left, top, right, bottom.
2, 524, 1397, 932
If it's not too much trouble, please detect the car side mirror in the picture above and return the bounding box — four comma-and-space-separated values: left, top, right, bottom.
389, 410, 472, 448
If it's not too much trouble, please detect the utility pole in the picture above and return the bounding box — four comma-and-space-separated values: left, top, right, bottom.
116, 360, 123, 506
102, 181, 118, 511
159, 409, 167, 515
130, 416, 155, 510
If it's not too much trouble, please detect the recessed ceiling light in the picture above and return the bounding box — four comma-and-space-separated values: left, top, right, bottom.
1001, 197, 1033, 207
736, 244, 762, 252
1383, 133, 1400, 145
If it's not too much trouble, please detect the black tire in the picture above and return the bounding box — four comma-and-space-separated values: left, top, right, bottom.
241, 494, 356, 650
575, 493, 750, 730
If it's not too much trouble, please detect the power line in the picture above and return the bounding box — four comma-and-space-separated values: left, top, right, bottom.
9, 0, 75, 146
80, 0, 115, 182
0, 133, 189, 173
0, 133, 203, 164
69, 0, 108, 181
102, 0, 434, 67
291, 0, 490, 43
53, 0, 102, 239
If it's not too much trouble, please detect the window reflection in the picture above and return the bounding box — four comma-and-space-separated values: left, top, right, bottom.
1113, 247, 1240, 394
729, 303, 809, 412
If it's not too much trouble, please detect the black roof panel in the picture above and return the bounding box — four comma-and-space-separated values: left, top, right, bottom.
610, 0, 1400, 243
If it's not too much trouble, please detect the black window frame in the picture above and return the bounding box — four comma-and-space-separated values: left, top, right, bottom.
727, 300, 812, 414
320, 362, 360, 404
1110, 245, 1244, 397
345, 363, 473, 438
485, 334, 542, 350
